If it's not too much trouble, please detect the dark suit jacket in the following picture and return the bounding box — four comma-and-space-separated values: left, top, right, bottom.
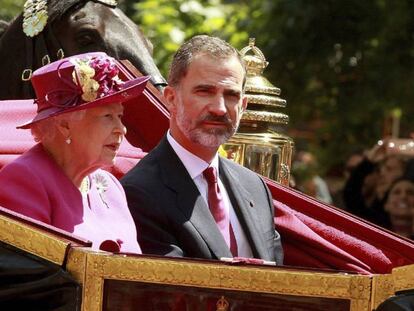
121, 136, 283, 264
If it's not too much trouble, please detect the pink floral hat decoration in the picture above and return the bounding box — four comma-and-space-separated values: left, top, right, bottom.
18, 52, 150, 129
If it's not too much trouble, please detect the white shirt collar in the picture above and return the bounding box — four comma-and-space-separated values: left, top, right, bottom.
167, 130, 219, 179
167, 131, 253, 258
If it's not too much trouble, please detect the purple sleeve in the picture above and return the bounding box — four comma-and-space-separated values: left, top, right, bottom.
0, 161, 52, 224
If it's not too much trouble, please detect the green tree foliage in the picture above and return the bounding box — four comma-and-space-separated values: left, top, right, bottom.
132, 0, 414, 172
0, 0, 25, 21
132, 0, 251, 75
2, 0, 413, 172
250, 0, 414, 172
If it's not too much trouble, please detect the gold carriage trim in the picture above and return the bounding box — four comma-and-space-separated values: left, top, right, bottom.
0, 214, 69, 265
76, 252, 373, 311
216, 296, 229, 311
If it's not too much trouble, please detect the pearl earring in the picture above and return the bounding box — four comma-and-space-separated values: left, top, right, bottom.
65, 137, 72, 145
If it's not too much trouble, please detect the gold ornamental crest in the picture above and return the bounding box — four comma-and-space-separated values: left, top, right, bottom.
216, 296, 229, 311
22, 0, 48, 37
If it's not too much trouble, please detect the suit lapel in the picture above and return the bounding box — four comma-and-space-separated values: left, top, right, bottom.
219, 158, 270, 259
157, 138, 232, 259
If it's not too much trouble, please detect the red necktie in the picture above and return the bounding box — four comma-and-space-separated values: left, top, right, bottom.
203, 167, 238, 257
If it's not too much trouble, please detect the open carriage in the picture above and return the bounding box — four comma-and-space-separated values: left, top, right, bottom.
1, 60, 414, 311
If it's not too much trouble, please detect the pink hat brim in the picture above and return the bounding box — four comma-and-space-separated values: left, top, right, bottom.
17, 75, 151, 129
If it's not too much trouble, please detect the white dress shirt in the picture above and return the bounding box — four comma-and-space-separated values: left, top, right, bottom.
167, 131, 253, 258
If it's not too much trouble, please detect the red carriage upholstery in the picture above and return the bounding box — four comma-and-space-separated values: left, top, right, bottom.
0, 100, 35, 169
1, 61, 414, 276
269, 181, 414, 274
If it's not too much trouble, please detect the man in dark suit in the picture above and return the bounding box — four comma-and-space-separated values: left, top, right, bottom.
121, 35, 283, 264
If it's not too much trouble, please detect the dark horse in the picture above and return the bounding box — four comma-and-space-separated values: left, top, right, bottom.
0, 0, 167, 100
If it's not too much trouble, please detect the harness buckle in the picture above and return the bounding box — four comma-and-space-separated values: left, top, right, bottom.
42, 54, 51, 66
21, 69, 33, 81
57, 49, 65, 59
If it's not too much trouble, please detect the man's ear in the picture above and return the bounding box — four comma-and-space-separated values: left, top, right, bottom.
163, 86, 177, 114
241, 96, 248, 113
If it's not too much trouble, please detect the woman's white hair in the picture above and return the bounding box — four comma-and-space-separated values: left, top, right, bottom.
30, 110, 86, 143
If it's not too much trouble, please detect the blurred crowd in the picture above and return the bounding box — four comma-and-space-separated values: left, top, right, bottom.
291, 139, 414, 239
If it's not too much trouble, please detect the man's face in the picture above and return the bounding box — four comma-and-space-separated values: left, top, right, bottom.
165, 54, 247, 156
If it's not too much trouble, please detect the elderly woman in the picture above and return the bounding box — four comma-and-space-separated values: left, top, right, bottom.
0, 52, 149, 253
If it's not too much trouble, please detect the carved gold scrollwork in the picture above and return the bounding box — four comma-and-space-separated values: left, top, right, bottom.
0, 214, 68, 265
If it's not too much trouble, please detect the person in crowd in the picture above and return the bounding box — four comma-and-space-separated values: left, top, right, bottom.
292, 150, 333, 204
344, 150, 365, 180
383, 177, 414, 238
121, 35, 283, 264
0, 52, 149, 253
332, 149, 365, 210
344, 141, 407, 228
376, 154, 407, 200
405, 158, 414, 181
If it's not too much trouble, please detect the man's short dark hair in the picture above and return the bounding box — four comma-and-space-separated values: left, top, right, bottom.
168, 35, 246, 87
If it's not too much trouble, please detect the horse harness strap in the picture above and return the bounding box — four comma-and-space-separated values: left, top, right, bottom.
21, 0, 126, 97
21, 0, 116, 91
21, 0, 81, 96
22, 36, 34, 98
46, 22, 65, 61
22, 22, 66, 97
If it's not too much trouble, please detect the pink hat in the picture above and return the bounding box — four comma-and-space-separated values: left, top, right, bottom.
18, 52, 150, 129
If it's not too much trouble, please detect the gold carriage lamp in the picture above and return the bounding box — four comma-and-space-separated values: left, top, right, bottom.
222, 38, 294, 186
